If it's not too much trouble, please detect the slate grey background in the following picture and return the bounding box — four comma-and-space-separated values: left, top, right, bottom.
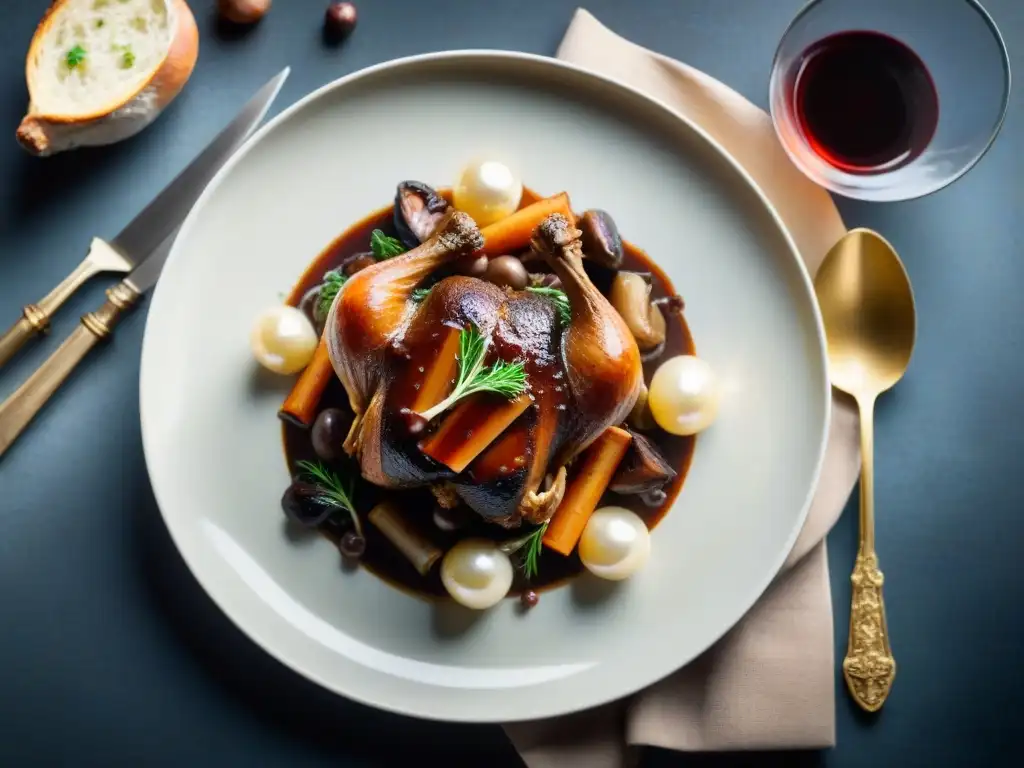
0, 1, 1021, 766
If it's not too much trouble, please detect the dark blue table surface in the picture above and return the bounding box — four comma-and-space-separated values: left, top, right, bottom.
1, 1, 1021, 766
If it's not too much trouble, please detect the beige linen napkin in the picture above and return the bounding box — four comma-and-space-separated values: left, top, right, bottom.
504, 10, 861, 766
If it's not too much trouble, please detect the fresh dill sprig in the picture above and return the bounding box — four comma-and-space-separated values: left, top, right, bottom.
318, 270, 346, 317
296, 460, 362, 536
411, 287, 432, 303
521, 522, 547, 580
418, 324, 528, 422
370, 230, 406, 260
527, 286, 571, 325
500, 523, 549, 580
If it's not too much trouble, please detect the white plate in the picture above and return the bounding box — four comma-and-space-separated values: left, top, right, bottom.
140, 51, 830, 723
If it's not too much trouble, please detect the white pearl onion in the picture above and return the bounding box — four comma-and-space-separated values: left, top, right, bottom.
453, 159, 523, 227
250, 305, 319, 375
441, 538, 514, 610
578, 507, 651, 581
648, 355, 721, 436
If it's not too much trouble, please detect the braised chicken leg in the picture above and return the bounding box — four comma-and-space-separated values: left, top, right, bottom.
532, 214, 643, 464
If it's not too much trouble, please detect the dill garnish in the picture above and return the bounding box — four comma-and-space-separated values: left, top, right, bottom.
501, 522, 549, 580
296, 460, 362, 536
418, 324, 527, 423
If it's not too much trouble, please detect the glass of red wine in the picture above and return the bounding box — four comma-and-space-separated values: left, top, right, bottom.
769, 0, 1010, 201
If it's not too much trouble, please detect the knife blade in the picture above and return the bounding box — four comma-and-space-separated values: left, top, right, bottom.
0, 70, 291, 457
0, 68, 290, 370
113, 68, 290, 263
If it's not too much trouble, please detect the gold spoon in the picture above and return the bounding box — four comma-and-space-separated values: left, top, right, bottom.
814, 228, 916, 713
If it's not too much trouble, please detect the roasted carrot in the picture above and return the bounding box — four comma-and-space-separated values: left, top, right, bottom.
409, 327, 461, 414
420, 394, 531, 473
542, 426, 633, 556
278, 339, 333, 427
480, 193, 573, 255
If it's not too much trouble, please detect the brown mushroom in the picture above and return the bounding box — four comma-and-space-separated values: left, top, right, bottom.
342, 251, 376, 276
627, 382, 658, 431
609, 271, 666, 351
609, 430, 676, 495
579, 210, 624, 269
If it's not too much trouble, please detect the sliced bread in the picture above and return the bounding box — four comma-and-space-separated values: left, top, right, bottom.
18, 0, 198, 156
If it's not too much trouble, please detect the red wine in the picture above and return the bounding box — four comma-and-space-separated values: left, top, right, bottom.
790, 31, 939, 173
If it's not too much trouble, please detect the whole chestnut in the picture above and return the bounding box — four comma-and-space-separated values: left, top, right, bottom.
520, 590, 539, 608
339, 530, 366, 559
483, 255, 528, 291
311, 408, 353, 461
218, 0, 271, 24
281, 481, 335, 527
454, 253, 488, 277
325, 2, 358, 39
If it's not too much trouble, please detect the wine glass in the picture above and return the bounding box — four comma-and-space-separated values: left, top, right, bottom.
769, 0, 1011, 202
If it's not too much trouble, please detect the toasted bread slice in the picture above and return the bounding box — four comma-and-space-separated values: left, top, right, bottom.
18, 0, 198, 156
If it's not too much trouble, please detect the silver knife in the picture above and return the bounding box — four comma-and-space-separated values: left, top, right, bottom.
0, 69, 290, 457
0, 68, 290, 370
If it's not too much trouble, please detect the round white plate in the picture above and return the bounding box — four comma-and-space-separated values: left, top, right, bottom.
140, 51, 830, 723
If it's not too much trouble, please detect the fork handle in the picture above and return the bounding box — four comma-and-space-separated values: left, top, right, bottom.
0, 308, 47, 368
0, 239, 132, 370
0, 282, 140, 458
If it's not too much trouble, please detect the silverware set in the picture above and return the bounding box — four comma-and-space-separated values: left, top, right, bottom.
0, 68, 289, 457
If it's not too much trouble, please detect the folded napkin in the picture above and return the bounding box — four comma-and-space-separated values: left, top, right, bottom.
504, 10, 861, 766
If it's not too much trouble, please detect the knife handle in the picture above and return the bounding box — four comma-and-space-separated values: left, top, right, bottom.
0, 281, 140, 458
0, 239, 132, 370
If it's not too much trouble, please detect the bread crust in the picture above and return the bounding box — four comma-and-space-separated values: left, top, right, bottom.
16, 0, 199, 156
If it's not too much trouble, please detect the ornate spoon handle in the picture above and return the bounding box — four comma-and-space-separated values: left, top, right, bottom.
842, 396, 896, 711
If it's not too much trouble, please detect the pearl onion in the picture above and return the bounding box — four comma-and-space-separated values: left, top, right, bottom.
453, 159, 523, 227
578, 507, 651, 581
250, 305, 319, 374
441, 538, 514, 609
648, 355, 720, 436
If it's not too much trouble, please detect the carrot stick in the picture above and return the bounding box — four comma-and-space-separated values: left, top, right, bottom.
278, 339, 333, 427
410, 327, 460, 414
419, 394, 531, 473
480, 193, 573, 255
543, 426, 633, 556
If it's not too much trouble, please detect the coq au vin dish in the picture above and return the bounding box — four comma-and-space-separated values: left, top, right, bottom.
250, 159, 722, 610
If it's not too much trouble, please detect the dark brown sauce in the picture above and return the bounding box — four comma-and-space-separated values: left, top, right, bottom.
282, 191, 695, 601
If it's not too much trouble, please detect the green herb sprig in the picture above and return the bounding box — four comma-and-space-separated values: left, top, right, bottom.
370, 230, 406, 260
318, 270, 346, 317
296, 460, 362, 536
527, 286, 571, 325
500, 522, 549, 580
411, 287, 432, 303
65, 44, 86, 70
418, 324, 528, 423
